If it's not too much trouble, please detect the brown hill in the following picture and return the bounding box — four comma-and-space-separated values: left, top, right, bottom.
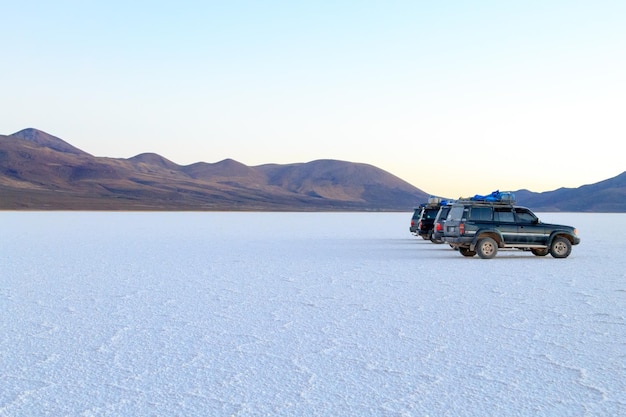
10, 128, 89, 156
0, 128, 428, 211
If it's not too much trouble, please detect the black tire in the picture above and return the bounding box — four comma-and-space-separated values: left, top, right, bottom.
459, 247, 476, 257
550, 237, 572, 258
531, 248, 549, 256
476, 237, 498, 259
430, 237, 445, 244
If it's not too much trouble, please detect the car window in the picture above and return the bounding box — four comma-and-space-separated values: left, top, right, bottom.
515, 208, 537, 223
468, 207, 492, 221
494, 208, 514, 222
437, 207, 450, 220
448, 206, 465, 221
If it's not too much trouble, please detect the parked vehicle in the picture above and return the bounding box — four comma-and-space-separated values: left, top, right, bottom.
443, 191, 580, 259
431, 203, 453, 244
409, 205, 424, 235
417, 197, 448, 242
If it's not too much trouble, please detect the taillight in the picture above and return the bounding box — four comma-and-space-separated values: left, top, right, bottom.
435, 223, 442, 232
459, 223, 465, 235
418, 221, 422, 229
411, 220, 415, 226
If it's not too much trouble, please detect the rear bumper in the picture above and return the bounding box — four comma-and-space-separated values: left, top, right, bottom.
444, 236, 473, 246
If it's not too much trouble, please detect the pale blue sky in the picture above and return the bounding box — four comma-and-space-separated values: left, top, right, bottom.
3, 1, 625, 198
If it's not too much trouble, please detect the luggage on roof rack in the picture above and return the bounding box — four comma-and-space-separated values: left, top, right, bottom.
427, 196, 442, 205
427, 196, 455, 206
469, 190, 515, 204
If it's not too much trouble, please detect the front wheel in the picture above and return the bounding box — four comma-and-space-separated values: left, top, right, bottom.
531, 248, 549, 256
476, 237, 498, 259
550, 237, 572, 258
459, 247, 476, 257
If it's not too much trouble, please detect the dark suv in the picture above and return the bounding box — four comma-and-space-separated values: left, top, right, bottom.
416, 197, 450, 241
443, 194, 580, 259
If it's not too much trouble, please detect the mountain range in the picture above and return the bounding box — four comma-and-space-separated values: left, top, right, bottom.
1, 128, 624, 212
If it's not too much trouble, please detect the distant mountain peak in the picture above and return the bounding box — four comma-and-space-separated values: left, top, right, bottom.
10, 128, 89, 156
183, 158, 265, 181
128, 152, 180, 169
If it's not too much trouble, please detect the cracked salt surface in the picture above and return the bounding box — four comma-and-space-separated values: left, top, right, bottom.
1, 211, 624, 416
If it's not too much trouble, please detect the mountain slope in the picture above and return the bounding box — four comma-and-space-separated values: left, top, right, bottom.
514, 171, 626, 212
10, 128, 90, 156
0, 129, 428, 211
259, 160, 421, 208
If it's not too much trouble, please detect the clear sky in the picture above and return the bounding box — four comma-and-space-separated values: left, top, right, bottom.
3, 1, 625, 198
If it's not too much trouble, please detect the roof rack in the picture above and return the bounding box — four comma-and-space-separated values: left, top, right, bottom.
425, 196, 456, 206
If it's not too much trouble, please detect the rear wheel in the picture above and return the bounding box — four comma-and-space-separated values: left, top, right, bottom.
476, 237, 498, 259
550, 237, 572, 258
459, 247, 476, 257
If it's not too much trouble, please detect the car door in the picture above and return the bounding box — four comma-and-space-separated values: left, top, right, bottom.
514, 207, 547, 244
493, 207, 518, 244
